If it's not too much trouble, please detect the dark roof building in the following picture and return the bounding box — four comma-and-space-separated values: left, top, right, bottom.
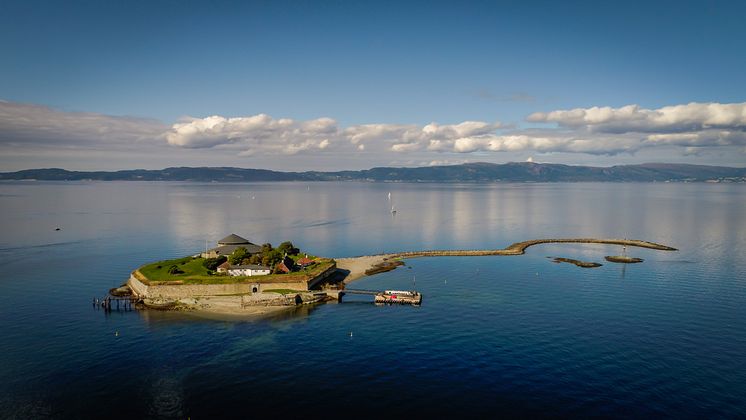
202, 233, 262, 258
218, 234, 251, 245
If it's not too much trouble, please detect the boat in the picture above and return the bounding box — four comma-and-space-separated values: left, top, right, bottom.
605, 243, 643, 263
375, 290, 422, 305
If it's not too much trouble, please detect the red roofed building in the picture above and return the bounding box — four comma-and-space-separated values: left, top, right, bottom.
297, 256, 314, 268
275, 256, 296, 273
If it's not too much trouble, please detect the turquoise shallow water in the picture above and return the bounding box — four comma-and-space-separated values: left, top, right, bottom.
0, 181, 744, 418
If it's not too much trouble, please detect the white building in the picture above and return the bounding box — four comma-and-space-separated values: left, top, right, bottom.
217, 261, 271, 277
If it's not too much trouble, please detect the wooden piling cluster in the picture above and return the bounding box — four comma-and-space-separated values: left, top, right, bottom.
93, 295, 138, 311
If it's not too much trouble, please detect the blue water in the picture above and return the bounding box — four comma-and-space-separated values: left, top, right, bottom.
0, 181, 744, 418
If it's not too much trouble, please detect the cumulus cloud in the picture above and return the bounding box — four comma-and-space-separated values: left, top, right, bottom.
527, 102, 746, 133
2, 99, 745, 170
165, 114, 335, 151
448, 133, 641, 155
522, 102, 746, 156
644, 130, 746, 147
164, 114, 505, 156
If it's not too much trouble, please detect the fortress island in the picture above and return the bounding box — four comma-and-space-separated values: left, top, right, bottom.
124, 234, 339, 315
113, 235, 677, 316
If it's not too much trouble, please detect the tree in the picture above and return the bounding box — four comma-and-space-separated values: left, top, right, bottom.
278, 241, 299, 256
229, 247, 248, 265
260, 243, 273, 254
249, 254, 262, 265
261, 249, 283, 267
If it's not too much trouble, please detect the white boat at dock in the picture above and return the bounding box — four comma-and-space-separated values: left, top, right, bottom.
375, 290, 422, 305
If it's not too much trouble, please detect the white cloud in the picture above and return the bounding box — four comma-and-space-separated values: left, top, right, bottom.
2, 100, 745, 171
427, 159, 471, 166
644, 130, 746, 147
527, 102, 746, 133
0, 101, 166, 148
164, 113, 337, 153
165, 114, 506, 156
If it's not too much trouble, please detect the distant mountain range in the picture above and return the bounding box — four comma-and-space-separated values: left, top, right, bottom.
2, 162, 745, 183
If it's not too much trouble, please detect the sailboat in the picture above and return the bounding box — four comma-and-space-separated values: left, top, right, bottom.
391, 205, 397, 215
604, 243, 643, 264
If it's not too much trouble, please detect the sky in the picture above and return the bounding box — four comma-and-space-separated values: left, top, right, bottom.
1, 0, 745, 171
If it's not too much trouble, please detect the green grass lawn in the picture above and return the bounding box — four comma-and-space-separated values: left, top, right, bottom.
138, 256, 210, 280
289, 253, 317, 261
137, 256, 335, 285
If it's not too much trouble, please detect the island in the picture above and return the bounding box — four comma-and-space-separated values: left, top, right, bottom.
110, 235, 677, 316
124, 234, 340, 315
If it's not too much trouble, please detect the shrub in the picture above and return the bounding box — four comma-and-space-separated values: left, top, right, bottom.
168, 265, 184, 275
203, 255, 227, 271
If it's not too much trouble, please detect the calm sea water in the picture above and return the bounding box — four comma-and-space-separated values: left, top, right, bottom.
0, 181, 744, 418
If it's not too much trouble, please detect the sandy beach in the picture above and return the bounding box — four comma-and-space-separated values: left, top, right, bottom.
335, 254, 396, 282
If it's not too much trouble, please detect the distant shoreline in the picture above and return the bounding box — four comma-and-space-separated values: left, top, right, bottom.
2, 162, 745, 183
336, 238, 677, 282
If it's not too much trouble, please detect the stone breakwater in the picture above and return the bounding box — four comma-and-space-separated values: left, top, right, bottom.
336, 238, 677, 282
394, 238, 677, 258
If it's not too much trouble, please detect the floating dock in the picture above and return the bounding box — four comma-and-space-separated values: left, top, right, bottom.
374, 290, 422, 305
336, 288, 422, 305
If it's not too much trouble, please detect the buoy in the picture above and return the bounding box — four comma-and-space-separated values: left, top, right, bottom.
349, 331, 353, 337
115, 331, 119, 337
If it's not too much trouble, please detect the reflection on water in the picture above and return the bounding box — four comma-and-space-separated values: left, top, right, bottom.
137, 303, 321, 326
1, 182, 744, 259
0, 181, 745, 418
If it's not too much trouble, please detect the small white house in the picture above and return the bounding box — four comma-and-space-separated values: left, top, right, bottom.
217, 261, 271, 277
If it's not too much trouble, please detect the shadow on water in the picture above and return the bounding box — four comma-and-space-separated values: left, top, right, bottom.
290, 218, 350, 228
135, 303, 321, 326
